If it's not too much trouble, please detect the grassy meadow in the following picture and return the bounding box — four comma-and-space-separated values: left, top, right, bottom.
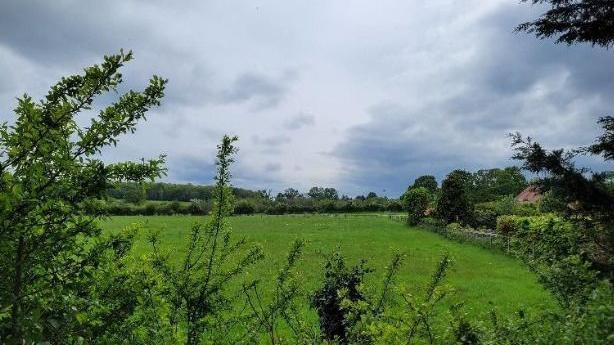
101, 214, 556, 321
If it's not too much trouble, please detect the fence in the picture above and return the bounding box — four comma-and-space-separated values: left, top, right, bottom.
385, 214, 514, 253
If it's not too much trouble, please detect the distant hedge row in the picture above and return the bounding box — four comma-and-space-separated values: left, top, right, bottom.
93, 197, 405, 216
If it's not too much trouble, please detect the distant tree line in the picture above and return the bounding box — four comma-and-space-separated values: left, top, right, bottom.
100, 166, 528, 217
107, 182, 261, 203
401, 167, 529, 226
100, 184, 404, 216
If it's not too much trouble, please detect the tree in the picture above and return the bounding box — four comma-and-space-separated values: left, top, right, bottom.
308, 186, 339, 200
436, 170, 474, 224
515, 0, 614, 279
469, 167, 527, 203
412, 175, 438, 194
324, 187, 340, 200
510, 7, 614, 338
517, 0, 614, 48
0, 51, 167, 343
366, 191, 378, 199
124, 182, 146, 204
307, 186, 324, 199
403, 187, 431, 226
276, 187, 301, 201
586, 116, 614, 160
258, 189, 273, 200
511, 127, 614, 276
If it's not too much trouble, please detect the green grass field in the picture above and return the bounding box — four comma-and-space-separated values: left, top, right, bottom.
101, 214, 556, 320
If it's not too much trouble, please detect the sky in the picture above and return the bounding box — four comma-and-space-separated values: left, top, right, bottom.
1, 0, 612, 197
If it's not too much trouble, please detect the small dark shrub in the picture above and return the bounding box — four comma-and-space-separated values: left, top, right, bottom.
311, 251, 372, 344
386, 199, 403, 212
169, 201, 181, 214
142, 203, 157, 215
234, 200, 256, 215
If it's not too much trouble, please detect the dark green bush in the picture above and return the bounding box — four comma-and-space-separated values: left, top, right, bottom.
311, 252, 372, 344
538, 191, 568, 214
234, 199, 256, 214
436, 170, 475, 225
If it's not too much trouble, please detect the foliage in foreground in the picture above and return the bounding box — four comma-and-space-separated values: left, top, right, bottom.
147, 136, 264, 344
0, 51, 167, 344
517, 0, 614, 48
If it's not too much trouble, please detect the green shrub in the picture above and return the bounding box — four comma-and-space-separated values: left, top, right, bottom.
234, 199, 256, 214
496, 215, 524, 235
311, 251, 372, 344
144, 202, 158, 215
473, 204, 499, 229
189, 198, 211, 215
538, 191, 568, 214
446, 222, 465, 234
474, 196, 540, 229
420, 217, 447, 228
385, 199, 403, 212
512, 201, 540, 217
0, 51, 167, 343
147, 136, 264, 344
403, 187, 431, 225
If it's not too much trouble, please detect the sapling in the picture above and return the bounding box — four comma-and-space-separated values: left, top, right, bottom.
148, 135, 264, 345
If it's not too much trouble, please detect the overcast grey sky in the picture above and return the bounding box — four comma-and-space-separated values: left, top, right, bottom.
1, 0, 612, 196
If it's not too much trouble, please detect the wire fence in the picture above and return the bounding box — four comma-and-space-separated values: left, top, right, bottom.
385, 214, 513, 253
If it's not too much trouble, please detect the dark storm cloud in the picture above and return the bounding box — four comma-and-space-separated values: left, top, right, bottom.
284, 112, 315, 130
0, 0, 199, 112
476, 9, 614, 98
335, 104, 494, 196
0, 1, 293, 110
220, 72, 290, 111
162, 155, 217, 185
167, 154, 283, 191
0, 0, 155, 65
334, 6, 614, 196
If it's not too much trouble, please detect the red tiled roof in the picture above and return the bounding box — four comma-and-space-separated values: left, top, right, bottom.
516, 186, 542, 203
